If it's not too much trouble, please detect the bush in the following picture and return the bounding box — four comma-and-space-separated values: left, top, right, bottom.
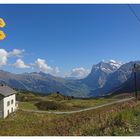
35, 101, 71, 111
47, 93, 73, 101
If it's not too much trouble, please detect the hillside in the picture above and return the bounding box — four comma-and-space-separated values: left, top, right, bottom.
0, 70, 90, 97
112, 71, 140, 95
17, 92, 119, 112
0, 96, 140, 136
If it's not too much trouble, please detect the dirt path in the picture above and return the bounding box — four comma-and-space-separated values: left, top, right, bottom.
21, 97, 135, 114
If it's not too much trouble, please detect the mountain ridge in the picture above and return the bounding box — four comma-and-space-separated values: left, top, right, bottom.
0, 60, 138, 97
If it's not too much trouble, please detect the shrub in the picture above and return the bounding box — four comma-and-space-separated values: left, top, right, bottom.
47, 93, 73, 101
35, 101, 71, 111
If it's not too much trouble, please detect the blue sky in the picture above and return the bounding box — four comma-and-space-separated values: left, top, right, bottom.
0, 4, 140, 77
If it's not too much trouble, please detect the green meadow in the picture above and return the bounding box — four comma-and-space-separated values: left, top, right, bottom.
0, 92, 139, 136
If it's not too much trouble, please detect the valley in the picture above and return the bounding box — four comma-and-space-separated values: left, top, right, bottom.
0, 60, 139, 98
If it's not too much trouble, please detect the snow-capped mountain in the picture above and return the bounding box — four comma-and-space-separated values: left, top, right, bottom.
90, 60, 122, 73
89, 61, 140, 97
82, 60, 122, 91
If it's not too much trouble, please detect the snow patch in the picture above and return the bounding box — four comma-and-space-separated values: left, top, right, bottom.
108, 59, 122, 69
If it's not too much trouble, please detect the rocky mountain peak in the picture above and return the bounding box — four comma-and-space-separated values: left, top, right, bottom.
91, 60, 122, 74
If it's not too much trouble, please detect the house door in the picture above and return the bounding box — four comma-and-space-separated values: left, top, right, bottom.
11, 107, 13, 113
7, 110, 9, 115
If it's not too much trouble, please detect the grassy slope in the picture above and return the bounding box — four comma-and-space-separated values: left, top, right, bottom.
17, 92, 118, 111
18, 102, 38, 110
0, 92, 139, 136
0, 99, 140, 136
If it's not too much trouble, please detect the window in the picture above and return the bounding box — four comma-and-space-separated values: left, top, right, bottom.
7, 101, 10, 106
11, 99, 14, 104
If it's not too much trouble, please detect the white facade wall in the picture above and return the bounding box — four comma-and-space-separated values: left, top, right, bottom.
0, 99, 3, 118
3, 94, 16, 118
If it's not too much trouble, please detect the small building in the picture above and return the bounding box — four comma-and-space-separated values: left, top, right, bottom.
0, 85, 17, 118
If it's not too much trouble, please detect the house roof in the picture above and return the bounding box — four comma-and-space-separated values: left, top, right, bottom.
0, 86, 17, 97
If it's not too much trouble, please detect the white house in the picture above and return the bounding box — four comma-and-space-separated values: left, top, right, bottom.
0, 85, 17, 118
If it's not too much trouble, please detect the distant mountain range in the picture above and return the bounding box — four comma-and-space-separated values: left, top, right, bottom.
0, 60, 139, 97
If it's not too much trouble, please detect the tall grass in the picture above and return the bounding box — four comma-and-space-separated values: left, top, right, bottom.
0, 100, 140, 136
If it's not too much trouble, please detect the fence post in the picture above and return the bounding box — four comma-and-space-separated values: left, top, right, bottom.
134, 64, 138, 100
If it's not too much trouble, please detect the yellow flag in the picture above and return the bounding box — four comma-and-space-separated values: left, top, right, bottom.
0, 18, 6, 28
0, 30, 6, 40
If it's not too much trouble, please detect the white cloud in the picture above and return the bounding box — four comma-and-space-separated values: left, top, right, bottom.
67, 67, 90, 79
0, 48, 90, 78
0, 48, 25, 66
35, 58, 60, 74
8, 49, 24, 57
0, 48, 60, 75
14, 59, 30, 69
0, 49, 8, 66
